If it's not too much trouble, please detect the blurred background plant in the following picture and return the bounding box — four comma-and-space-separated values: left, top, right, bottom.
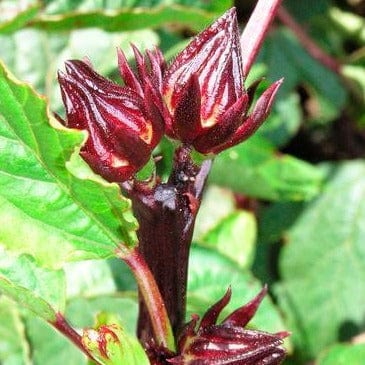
0, 0, 364, 364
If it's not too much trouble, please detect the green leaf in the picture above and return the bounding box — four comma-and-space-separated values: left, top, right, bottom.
0, 297, 31, 365
252, 201, 305, 286
31, 5, 222, 33
257, 202, 305, 245
187, 246, 287, 335
285, 0, 330, 23
317, 343, 365, 365
209, 136, 323, 201
199, 211, 257, 270
0, 1, 40, 34
277, 161, 365, 359
42, 0, 232, 14
261, 28, 347, 123
0, 60, 138, 268
0, 249, 65, 321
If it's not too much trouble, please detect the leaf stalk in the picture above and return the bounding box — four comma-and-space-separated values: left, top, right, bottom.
117, 246, 176, 352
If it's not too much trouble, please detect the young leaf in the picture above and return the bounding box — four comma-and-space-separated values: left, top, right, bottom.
0, 249, 65, 321
0, 60, 138, 269
278, 161, 365, 359
82, 322, 149, 365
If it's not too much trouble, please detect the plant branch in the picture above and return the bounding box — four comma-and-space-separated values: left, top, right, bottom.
51, 313, 102, 365
122, 148, 212, 345
277, 6, 341, 73
117, 246, 176, 351
240, 0, 283, 76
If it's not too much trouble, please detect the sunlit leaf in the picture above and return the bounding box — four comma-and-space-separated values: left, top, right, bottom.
0, 60, 138, 269
31, 5, 224, 33
198, 211, 257, 269
0, 249, 65, 321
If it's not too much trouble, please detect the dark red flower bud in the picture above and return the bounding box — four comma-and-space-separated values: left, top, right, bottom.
162, 7, 282, 155
169, 286, 288, 364
58, 58, 164, 182
118, 45, 166, 97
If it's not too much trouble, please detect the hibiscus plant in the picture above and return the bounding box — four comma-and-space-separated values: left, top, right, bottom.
3, 0, 361, 364
56, 2, 288, 362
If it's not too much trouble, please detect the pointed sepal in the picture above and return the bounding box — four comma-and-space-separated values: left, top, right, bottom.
222, 284, 267, 327
210, 78, 283, 154
172, 74, 202, 143
170, 286, 288, 365
193, 94, 249, 154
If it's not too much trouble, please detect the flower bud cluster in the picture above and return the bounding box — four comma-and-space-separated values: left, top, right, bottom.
58, 7, 282, 183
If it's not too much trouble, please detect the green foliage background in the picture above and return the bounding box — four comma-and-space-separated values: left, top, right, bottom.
0, 0, 364, 364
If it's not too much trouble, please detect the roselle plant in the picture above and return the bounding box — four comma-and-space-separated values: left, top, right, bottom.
0, 1, 291, 364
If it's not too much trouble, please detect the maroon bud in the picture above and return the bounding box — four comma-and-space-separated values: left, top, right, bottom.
162, 7, 282, 155
58, 59, 164, 182
118, 45, 167, 121
118, 45, 166, 95
169, 287, 288, 364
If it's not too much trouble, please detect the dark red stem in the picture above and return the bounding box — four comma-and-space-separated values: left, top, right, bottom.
51, 312, 101, 364
124, 146, 211, 344
277, 6, 341, 73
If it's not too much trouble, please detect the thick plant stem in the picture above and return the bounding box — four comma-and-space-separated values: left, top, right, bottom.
124, 147, 211, 345
51, 313, 101, 364
118, 246, 175, 351
240, 0, 283, 76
